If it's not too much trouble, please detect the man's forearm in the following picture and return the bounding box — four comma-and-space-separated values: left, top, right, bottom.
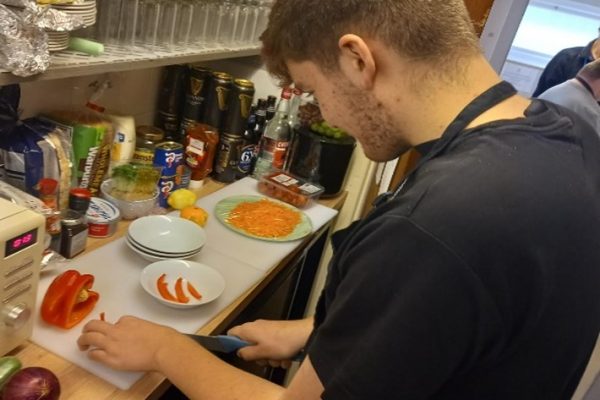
156, 334, 285, 400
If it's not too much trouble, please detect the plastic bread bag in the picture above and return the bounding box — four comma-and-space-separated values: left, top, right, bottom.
0, 4, 49, 77
0, 84, 74, 208
44, 105, 115, 197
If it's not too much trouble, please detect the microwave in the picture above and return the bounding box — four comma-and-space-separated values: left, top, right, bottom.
0, 198, 45, 355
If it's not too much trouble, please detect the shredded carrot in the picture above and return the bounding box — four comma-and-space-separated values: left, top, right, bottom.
227, 199, 301, 238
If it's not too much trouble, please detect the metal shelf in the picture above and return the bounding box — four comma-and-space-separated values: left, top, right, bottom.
0, 44, 261, 85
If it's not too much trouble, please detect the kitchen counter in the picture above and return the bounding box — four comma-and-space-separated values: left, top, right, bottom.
9, 178, 346, 400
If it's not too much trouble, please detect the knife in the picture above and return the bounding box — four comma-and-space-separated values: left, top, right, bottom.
185, 334, 250, 353
185, 334, 305, 361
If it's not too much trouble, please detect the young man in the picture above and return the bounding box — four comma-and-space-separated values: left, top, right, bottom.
539, 58, 600, 133
78, 1, 600, 399
532, 31, 600, 97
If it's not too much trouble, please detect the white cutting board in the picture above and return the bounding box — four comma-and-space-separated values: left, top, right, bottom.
31, 177, 338, 390
189, 177, 339, 272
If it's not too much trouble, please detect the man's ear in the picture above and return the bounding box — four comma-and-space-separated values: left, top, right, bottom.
338, 34, 376, 90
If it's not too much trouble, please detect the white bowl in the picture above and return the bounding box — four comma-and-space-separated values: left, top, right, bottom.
128, 215, 206, 254
101, 179, 159, 220
140, 260, 225, 308
126, 236, 200, 258
126, 239, 199, 262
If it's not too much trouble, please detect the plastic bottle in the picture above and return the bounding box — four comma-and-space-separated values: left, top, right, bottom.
183, 123, 220, 190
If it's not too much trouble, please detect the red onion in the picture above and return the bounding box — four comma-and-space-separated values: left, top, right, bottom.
1, 367, 60, 400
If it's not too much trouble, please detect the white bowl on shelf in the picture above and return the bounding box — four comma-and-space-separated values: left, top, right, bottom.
128, 215, 206, 254
140, 260, 225, 309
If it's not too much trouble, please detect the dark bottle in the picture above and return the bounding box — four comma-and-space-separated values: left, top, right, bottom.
237, 106, 258, 178
248, 99, 268, 175
265, 95, 277, 121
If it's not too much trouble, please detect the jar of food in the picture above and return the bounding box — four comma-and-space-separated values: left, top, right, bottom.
69, 188, 92, 215
132, 126, 165, 164
60, 209, 88, 259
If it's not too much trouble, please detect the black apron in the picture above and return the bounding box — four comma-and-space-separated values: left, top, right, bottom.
331, 80, 518, 251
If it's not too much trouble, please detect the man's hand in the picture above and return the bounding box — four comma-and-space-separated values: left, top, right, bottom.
228, 318, 313, 369
77, 315, 184, 372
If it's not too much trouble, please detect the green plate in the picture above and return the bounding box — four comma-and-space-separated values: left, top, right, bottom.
214, 195, 313, 242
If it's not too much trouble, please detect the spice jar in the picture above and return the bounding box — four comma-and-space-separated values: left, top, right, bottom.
60, 209, 88, 259
69, 188, 92, 215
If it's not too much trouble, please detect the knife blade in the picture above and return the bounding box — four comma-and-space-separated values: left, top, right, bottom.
185, 334, 251, 353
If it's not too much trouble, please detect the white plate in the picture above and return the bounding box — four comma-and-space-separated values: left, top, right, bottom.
125, 239, 198, 262
126, 236, 201, 257
128, 215, 207, 254
140, 260, 225, 308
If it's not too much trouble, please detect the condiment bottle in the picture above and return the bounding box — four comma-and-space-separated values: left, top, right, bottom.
183, 123, 220, 190
37, 178, 61, 235
60, 209, 88, 259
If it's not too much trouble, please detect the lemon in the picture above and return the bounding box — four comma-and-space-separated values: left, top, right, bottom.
167, 189, 197, 210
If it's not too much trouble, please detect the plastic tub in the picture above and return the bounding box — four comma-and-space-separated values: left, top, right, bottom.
100, 179, 158, 220
257, 171, 324, 208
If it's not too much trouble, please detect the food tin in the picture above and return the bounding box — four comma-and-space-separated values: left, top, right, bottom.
86, 197, 121, 238
154, 141, 184, 176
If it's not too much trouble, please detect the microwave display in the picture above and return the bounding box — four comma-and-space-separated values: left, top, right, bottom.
5, 228, 38, 258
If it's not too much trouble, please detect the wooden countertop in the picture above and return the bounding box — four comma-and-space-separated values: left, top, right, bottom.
9, 178, 346, 400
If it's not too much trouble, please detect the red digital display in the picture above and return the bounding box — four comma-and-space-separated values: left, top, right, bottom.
5, 228, 38, 258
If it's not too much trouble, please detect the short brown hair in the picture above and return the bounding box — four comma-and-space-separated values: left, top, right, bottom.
580, 58, 600, 81
261, 0, 481, 84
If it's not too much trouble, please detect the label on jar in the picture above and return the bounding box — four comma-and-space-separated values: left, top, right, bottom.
132, 147, 155, 164
69, 229, 88, 258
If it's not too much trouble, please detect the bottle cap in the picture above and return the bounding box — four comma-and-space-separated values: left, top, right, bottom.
38, 178, 58, 195
189, 179, 204, 189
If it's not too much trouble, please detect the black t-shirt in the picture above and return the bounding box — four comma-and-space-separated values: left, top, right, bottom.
533, 40, 595, 97
307, 99, 600, 399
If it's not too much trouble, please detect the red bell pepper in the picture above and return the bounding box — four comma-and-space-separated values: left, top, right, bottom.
41, 270, 100, 329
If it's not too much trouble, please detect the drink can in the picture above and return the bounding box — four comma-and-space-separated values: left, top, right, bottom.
158, 175, 177, 208
156, 65, 187, 116
155, 111, 180, 141
222, 79, 255, 136
182, 66, 211, 122
178, 117, 198, 140
213, 133, 242, 183
154, 141, 184, 176
202, 71, 233, 131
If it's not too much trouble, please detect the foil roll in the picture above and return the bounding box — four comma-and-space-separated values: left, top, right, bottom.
0, 4, 50, 77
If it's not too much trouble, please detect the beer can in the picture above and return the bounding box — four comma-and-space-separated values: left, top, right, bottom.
202, 71, 233, 131
182, 66, 211, 122
156, 65, 187, 116
222, 79, 255, 136
154, 141, 184, 177
178, 117, 198, 140
213, 133, 242, 183
155, 111, 181, 142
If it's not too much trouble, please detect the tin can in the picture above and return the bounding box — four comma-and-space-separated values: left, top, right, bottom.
158, 175, 177, 208
86, 197, 120, 238
202, 71, 233, 131
222, 78, 255, 136
182, 66, 211, 122
156, 65, 187, 116
213, 133, 242, 183
155, 111, 181, 142
154, 141, 184, 176
133, 126, 165, 164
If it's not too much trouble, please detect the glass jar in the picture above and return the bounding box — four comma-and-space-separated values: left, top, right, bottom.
132, 126, 165, 164
60, 209, 88, 259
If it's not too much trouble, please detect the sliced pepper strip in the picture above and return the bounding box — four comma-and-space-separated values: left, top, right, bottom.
41, 270, 100, 329
187, 280, 202, 300
157, 274, 177, 302
175, 278, 190, 304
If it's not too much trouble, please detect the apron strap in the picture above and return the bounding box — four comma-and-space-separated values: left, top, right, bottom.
374, 80, 518, 205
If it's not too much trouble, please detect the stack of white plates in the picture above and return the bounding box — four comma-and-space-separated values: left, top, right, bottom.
46, 30, 70, 52
126, 215, 206, 262
51, 0, 97, 27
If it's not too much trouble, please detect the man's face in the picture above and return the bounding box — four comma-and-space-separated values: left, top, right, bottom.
287, 60, 410, 162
